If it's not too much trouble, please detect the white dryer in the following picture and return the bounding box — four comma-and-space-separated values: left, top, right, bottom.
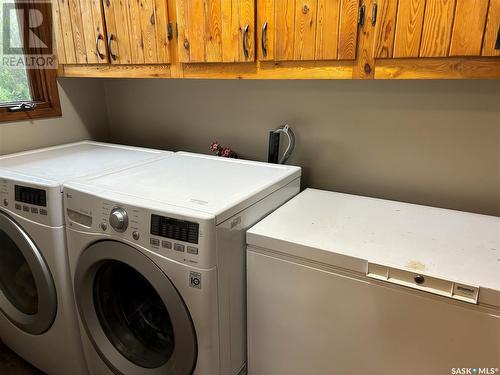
0, 141, 169, 375
63, 152, 301, 375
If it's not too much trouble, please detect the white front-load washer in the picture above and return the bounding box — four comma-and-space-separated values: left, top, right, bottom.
63, 152, 301, 375
0, 141, 170, 375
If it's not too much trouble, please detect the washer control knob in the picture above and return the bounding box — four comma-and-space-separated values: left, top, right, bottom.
100, 222, 108, 231
3, 199, 8, 207
109, 207, 128, 232
132, 231, 140, 240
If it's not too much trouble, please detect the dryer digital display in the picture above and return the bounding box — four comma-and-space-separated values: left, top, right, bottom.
15, 185, 47, 207
151, 214, 199, 244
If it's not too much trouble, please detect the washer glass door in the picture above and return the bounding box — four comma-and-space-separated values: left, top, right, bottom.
94, 261, 175, 368
0, 211, 57, 334
75, 240, 197, 375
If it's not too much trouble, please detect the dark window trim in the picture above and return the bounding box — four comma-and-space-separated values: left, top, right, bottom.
0, 1, 61, 123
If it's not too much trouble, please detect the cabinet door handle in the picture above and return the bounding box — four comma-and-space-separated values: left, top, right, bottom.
358, 4, 366, 27
495, 25, 500, 50
107, 34, 117, 61
95, 33, 105, 60
372, 2, 378, 26
261, 22, 268, 57
242, 24, 250, 59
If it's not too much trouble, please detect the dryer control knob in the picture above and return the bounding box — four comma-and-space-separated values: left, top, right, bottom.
109, 207, 128, 232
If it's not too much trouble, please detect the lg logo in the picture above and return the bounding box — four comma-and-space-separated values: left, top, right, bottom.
189, 272, 201, 289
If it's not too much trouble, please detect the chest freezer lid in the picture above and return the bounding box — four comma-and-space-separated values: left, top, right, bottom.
247, 189, 500, 307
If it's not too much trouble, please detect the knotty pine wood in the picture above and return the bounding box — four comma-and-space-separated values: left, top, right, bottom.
449, 0, 489, 56
419, 0, 455, 58
52, 0, 67, 64
55, 0, 77, 63
176, 0, 254, 63
337, 0, 359, 60
393, 0, 426, 58
275, 0, 295, 60
257, 0, 275, 60
482, 0, 500, 57
375, 57, 500, 79
68, 0, 87, 63
373, 0, 398, 58
293, 0, 318, 60
353, 0, 376, 78
315, 0, 340, 60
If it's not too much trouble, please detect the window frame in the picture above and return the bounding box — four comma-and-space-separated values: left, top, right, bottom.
0, 0, 61, 123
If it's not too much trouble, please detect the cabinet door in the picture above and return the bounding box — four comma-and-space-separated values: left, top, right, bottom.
103, 0, 171, 64
176, 0, 255, 63
258, 0, 359, 61
53, 0, 108, 64
449, 0, 489, 56
482, 0, 500, 57
374, 0, 493, 59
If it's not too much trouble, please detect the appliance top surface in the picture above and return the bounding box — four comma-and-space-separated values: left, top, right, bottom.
66, 152, 301, 219
247, 189, 500, 292
0, 141, 169, 185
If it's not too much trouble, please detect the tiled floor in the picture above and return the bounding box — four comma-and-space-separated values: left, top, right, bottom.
0, 341, 44, 375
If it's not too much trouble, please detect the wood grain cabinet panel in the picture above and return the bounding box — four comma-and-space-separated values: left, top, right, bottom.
53, 0, 108, 64
103, 0, 171, 64
419, 0, 455, 57
482, 0, 500, 57
258, 0, 359, 61
393, 0, 426, 58
449, 0, 489, 56
373, 0, 398, 58
176, 0, 254, 63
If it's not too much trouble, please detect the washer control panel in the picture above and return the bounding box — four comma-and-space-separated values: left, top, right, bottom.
0, 178, 60, 226
64, 188, 217, 269
109, 207, 128, 232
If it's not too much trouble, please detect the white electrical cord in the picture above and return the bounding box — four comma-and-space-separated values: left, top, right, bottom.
273, 124, 296, 164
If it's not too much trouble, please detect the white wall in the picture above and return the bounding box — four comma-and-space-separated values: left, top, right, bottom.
104, 79, 500, 216
0, 78, 109, 155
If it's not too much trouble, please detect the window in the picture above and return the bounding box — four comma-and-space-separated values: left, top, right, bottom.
0, 0, 61, 123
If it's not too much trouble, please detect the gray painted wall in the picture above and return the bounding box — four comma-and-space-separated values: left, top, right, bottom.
0, 78, 109, 155
104, 79, 500, 216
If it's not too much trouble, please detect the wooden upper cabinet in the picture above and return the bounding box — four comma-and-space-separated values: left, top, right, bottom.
374, 0, 498, 59
176, 0, 255, 63
53, 0, 109, 64
482, 0, 500, 57
257, 0, 360, 61
103, 0, 171, 64
449, 0, 489, 56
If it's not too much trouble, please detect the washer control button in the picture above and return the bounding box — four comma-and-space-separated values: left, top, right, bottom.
23, 205, 29, 212
187, 246, 198, 255
174, 243, 185, 252
3, 199, 8, 207
150, 238, 160, 247
39, 209, 48, 216
100, 222, 108, 231
162, 240, 172, 249
31, 207, 39, 214
132, 231, 140, 240
15, 203, 21, 210
109, 207, 128, 232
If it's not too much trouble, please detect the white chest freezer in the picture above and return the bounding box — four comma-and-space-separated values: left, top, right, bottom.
246, 189, 500, 375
